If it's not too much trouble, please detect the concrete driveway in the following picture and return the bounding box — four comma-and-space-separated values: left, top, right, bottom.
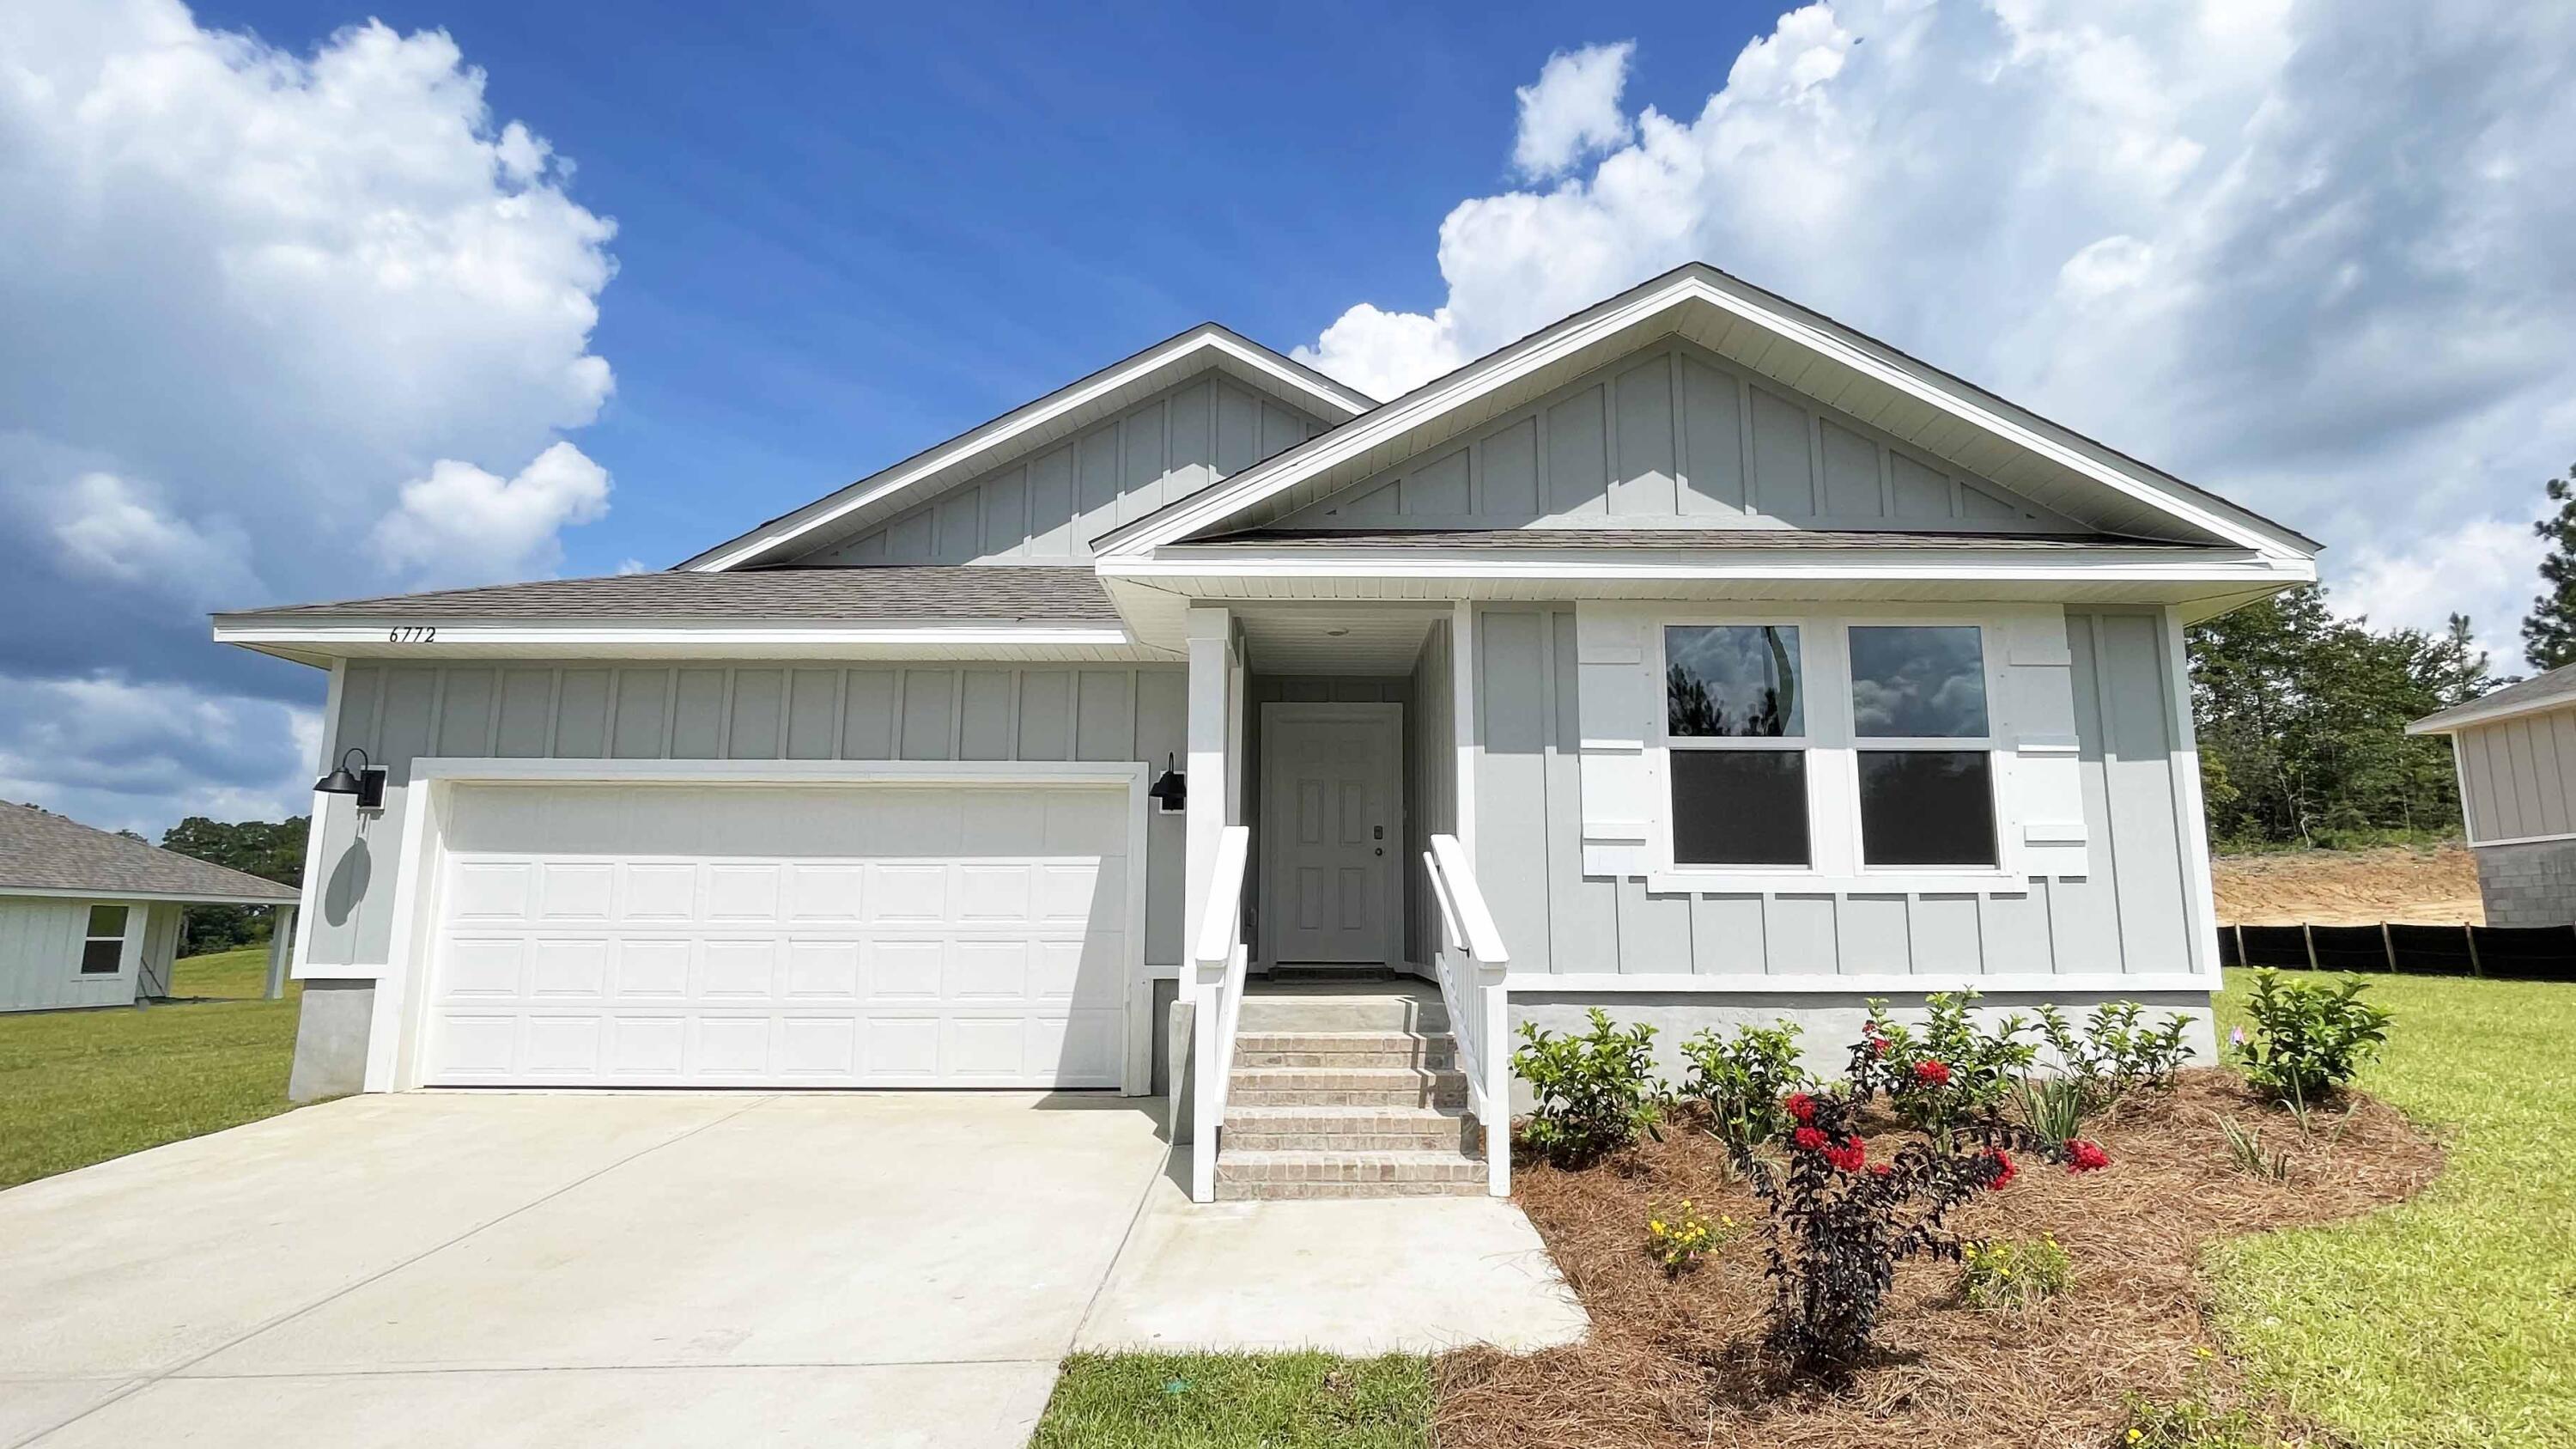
0, 1092, 1169, 1449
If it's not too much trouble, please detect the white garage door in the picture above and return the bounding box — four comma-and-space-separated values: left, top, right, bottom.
421, 781, 1131, 1088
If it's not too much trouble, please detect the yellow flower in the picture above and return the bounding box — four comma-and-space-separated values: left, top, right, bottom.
2128, 1430, 2142, 1443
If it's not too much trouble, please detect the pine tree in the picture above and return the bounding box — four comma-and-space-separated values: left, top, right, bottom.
2522, 464, 2576, 671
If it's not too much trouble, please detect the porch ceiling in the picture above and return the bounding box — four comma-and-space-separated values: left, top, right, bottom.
1232, 604, 1440, 676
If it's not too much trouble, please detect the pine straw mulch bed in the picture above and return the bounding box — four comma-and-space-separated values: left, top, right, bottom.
1437, 1072, 2443, 1449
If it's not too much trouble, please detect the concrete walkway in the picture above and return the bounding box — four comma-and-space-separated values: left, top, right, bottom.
2, 1092, 1584, 1449
1077, 1148, 1589, 1353
0, 1092, 1168, 1449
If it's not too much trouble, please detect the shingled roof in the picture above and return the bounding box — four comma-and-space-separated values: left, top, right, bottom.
0, 804, 301, 903
211, 566, 1120, 626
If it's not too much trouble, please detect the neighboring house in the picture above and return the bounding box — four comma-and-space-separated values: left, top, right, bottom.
0, 802, 301, 1012
212, 264, 2316, 1199
2409, 663, 2576, 927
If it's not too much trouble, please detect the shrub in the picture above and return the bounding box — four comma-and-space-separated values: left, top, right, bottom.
1959, 1234, 2072, 1312
1848, 991, 2038, 1142
1678, 1020, 1813, 1152
2036, 1001, 2196, 1110
1728, 1087, 2075, 1376
2228, 970, 2393, 1104
2010, 1075, 2087, 1143
1644, 1198, 1735, 1275
2216, 1115, 2291, 1182
1511, 1008, 1665, 1165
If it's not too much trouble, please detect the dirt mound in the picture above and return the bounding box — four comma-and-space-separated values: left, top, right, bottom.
2212, 843, 2482, 926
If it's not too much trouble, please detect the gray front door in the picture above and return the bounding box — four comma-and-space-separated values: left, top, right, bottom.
1261, 703, 1403, 965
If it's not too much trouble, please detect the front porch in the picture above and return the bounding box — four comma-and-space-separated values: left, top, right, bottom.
1176, 601, 1514, 1204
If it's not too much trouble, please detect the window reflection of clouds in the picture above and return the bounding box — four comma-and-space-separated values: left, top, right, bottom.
1850, 626, 1986, 738
1665, 626, 1801, 739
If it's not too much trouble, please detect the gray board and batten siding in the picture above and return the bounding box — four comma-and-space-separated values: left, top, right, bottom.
1277, 339, 2087, 535
2451, 707, 2576, 847
304, 661, 1188, 973
796, 375, 1329, 565
1471, 605, 2200, 979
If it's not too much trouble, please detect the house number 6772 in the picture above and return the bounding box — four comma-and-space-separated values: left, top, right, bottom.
387, 625, 437, 643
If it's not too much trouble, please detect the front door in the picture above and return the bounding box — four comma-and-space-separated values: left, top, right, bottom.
1261, 703, 1403, 965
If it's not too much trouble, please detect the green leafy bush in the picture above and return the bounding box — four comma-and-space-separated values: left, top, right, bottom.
1678, 1020, 1813, 1152
2036, 1001, 2196, 1111
2228, 970, 2393, 1104
1511, 1008, 1665, 1165
1959, 1233, 2072, 1312
1848, 990, 2038, 1140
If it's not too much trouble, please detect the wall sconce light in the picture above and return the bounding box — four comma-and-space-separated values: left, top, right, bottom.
1147, 753, 1187, 814
313, 747, 388, 811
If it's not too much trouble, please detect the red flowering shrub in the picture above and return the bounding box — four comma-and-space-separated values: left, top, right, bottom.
1913, 1060, 1953, 1087
1848, 991, 2038, 1142
1728, 1088, 2063, 1377
1785, 1091, 1817, 1124
2065, 1138, 2111, 1173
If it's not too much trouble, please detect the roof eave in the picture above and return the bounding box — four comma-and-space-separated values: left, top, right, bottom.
0, 884, 298, 906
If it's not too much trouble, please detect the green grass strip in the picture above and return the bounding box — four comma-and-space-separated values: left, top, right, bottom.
1032, 1351, 1433, 1449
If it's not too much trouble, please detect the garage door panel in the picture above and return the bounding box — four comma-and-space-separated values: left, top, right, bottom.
620, 863, 698, 922
692, 940, 776, 999
529, 939, 609, 997
783, 864, 865, 922
424, 781, 1131, 1088
614, 939, 693, 997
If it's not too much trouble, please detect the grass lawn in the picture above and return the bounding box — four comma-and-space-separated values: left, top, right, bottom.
1031, 1352, 1432, 1449
2209, 969, 2576, 1448
0, 946, 307, 1190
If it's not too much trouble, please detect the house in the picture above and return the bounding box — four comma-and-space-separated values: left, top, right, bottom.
2409, 662, 2576, 926
210, 264, 2317, 1201
0, 802, 301, 1012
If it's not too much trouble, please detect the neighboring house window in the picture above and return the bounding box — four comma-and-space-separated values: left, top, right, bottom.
1665, 624, 1809, 866
1848, 625, 1998, 868
82, 904, 129, 975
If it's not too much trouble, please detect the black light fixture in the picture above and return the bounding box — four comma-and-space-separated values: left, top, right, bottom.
314, 747, 388, 811
1147, 753, 1187, 814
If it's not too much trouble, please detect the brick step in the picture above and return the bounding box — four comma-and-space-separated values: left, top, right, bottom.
1224, 1065, 1469, 1109
1212, 1148, 1487, 1201
1236, 994, 1449, 1035
1230, 1031, 1457, 1070
1221, 1104, 1479, 1154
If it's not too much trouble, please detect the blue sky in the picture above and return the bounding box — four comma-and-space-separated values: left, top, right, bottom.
194, 0, 1786, 577
6, 1, 2575, 837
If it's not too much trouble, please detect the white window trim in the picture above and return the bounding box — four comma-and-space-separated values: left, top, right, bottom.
1646, 610, 2027, 895
81, 904, 131, 976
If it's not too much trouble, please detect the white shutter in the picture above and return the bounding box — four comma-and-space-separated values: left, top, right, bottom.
1996, 608, 2090, 878
1575, 603, 1656, 877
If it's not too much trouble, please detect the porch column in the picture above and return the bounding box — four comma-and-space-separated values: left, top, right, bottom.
264, 904, 295, 1000
1182, 606, 1238, 953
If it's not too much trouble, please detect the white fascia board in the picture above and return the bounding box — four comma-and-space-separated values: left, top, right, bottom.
2407, 694, 2576, 735
682, 327, 1371, 574
1098, 271, 2317, 562
1506, 971, 2218, 996
211, 620, 1131, 649
1097, 547, 2315, 588
0, 885, 299, 906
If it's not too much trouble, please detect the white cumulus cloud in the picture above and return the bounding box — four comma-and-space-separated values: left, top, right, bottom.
0, 0, 620, 832
1513, 42, 1637, 180
370, 442, 612, 584
1298, 1, 2576, 662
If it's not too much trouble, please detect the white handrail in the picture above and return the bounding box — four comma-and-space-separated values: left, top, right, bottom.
1425, 832, 1511, 1197
1189, 825, 1250, 1203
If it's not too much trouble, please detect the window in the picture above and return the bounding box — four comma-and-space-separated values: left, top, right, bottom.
1849, 625, 1997, 867
1664, 625, 1809, 866
81, 904, 129, 975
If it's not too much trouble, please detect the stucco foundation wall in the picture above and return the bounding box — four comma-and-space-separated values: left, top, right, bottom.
288, 978, 375, 1101
1509, 989, 2216, 1114
2474, 837, 2576, 927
